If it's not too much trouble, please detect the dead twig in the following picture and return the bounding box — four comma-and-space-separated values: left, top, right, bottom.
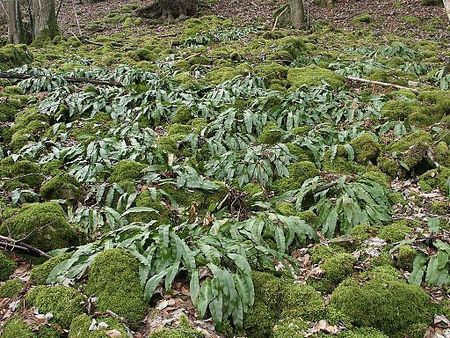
346, 75, 420, 94
0, 235, 50, 258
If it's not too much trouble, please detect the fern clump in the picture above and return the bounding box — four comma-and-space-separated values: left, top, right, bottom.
110, 160, 146, 184
69, 314, 128, 338
0, 252, 16, 281
287, 66, 345, 89
0, 202, 77, 251
330, 267, 433, 337
378, 221, 412, 243
0, 279, 23, 298
40, 173, 80, 201
350, 133, 380, 164
86, 249, 146, 328
26, 285, 85, 328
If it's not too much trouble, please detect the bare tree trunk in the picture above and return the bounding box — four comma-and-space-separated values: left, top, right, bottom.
32, 0, 58, 40
6, 0, 21, 43
444, 0, 450, 22
289, 0, 305, 29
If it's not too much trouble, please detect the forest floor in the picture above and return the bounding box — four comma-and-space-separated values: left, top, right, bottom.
1, 0, 450, 338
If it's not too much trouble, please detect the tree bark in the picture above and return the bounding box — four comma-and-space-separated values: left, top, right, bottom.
32, 0, 58, 40
289, 0, 305, 29
6, 0, 22, 43
444, 0, 450, 22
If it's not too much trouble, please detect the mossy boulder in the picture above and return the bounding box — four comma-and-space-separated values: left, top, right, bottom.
377, 155, 399, 177
339, 327, 388, 338
435, 141, 450, 167
110, 160, 146, 184
69, 314, 128, 338
86, 249, 146, 328
149, 317, 203, 338
9, 160, 43, 189
378, 221, 412, 243
258, 122, 284, 145
0, 318, 34, 338
280, 283, 325, 321
30, 253, 70, 285
394, 245, 416, 270
0, 202, 77, 252
320, 253, 356, 291
387, 130, 433, 170
8, 108, 49, 151
350, 224, 377, 242
330, 267, 433, 337
272, 318, 307, 338
350, 133, 380, 164
0, 279, 23, 298
272, 161, 319, 193
39, 173, 80, 201
0, 44, 33, 70
287, 66, 345, 89
0, 252, 16, 281
26, 285, 85, 328
381, 99, 423, 120
419, 167, 450, 194
133, 190, 170, 224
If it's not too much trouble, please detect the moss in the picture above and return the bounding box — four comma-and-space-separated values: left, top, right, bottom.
10, 160, 43, 188
244, 300, 278, 338
0, 99, 21, 123
378, 221, 412, 243
40, 174, 80, 201
254, 62, 288, 84
274, 36, 307, 61
272, 318, 307, 338
243, 183, 265, 202
0, 44, 33, 71
86, 249, 146, 327
418, 90, 450, 116
431, 200, 448, 215
339, 327, 388, 338
258, 122, 284, 145
286, 143, 314, 162
322, 146, 367, 175
0, 318, 34, 338
350, 133, 380, 164
321, 253, 356, 288
272, 161, 319, 193
395, 245, 416, 270
352, 13, 372, 23
0, 202, 77, 252
110, 160, 146, 183
330, 269, 433, 337
173, 105, 194, 124
287, 66, 345, 89
363, 170, 390, 188
8, 108, 48, 151
350, 224, 376, 242
377, 156, 399, 177
0, 252, 16, 281
275, 202, 297, 216
388, 191, 406, 205
133, 191, 170, 224
30, 253, 70, 285
149, 316, 203, 338
164, 185, 206, 208
280, 283, 326, 321
388, 130, 433, 169
297, 210, 317, 225
26, 285, 85, 328
69, 314, 128, 338
310, 244, 345, 264
381, 99, 423, 120
435, 141, 450, 167
419, 167, 450, 194
0, 279, 23, 298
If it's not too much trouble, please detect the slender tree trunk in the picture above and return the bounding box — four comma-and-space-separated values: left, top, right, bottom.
6, 0, 21, 43
444, 0, 450, 22
32, 0, 58, 40
289, 0, 305, 29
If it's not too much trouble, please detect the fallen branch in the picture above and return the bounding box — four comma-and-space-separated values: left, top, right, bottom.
346, 75, 420, 93
0, 235, 50, 258
0, 71, 123, 87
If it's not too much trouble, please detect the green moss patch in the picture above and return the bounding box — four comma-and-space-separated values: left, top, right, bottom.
0, 279, 23, 298
287, 66, 345, 89
0, 45, 33, 70
69, 314, 128, 338
0, 252, 16, 281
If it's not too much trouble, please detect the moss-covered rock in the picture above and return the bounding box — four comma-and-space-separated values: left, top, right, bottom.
0, 318, 34, 338
272, 318, 307, 338
419, 167, 450, 194
395, 245, 416, 270
435, 141, 450, 167
320, 253, 356, 290
110, 160, 146, 183
0, 44, 33, 70
133, 190, 170, 224
149, 316, 203, 338
310, 244, 346, 264
377, 155, 399, 177
39, 174, 80, 201
350, 133, 380, 164
280, 283, 325, 321
330, 267, 433, 337
30, 253, 70, 285
287, 66, 345, 89
9, 160, 43, 189
258, 122, 284, 145
350, 224, 376, 242
272, 161, 319, 193
0, 252, 16, 281
86, 249, 146, 328
0, 279, 23, 298
378, 221, 412, 243
26, 285, 85, 328
339, 327, 388, 338
381, 99, 423, 120
387, 130, 433, 170
0, 202, 77, 252
69, 314, 128, 338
